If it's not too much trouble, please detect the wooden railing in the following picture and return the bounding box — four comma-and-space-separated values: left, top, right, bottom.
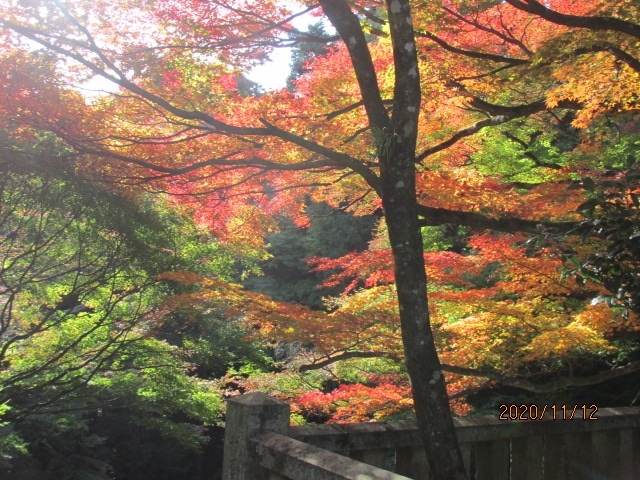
222, 392, 640, 480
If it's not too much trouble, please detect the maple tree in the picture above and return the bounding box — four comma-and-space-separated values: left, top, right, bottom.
1, 0, 640, 478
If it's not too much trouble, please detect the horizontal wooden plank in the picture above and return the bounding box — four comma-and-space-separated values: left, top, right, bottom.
289, 407, 640, 449
251, 432, 412, 480
290, 421, 422, 451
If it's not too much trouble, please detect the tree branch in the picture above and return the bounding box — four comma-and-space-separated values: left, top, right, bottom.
416, 204, 577, 234
575, 43, 640, 74
319, 0, 390, 129
442, 360, 640, 394
416, 114, 513, 163
505, 0, 640, 40
298, 353, 640, 395
441, 5, 533, 57
416, 96, 581, 163
73, 145, 338, 175
416, 30, 530, 66
258, 118, 381, 194
298, 351, 401, 372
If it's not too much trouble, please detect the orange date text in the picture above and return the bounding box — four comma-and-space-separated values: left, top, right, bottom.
498, 404, 598, 421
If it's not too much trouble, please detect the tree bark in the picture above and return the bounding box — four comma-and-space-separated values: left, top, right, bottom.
319, 1, 468, 477
380, 144, 468, 480
377, 1, 468, 478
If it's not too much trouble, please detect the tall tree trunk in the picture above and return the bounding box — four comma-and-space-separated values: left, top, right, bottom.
383, 1, 468, 478
380, 141, 468, 480
321, 0, 469, 478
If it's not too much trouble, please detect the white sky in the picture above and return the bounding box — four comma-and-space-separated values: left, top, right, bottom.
246, 47, 293, 91
246, 2, 332, 90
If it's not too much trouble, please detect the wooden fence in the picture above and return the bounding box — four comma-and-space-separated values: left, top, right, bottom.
222, 392, 640, 480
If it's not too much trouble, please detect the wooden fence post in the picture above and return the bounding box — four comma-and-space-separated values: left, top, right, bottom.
222, 392, 290, 480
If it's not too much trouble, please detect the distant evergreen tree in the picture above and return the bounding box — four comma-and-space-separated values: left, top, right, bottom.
286, 22, 333, 91
243, 202, 378, 309
236, 75, 264, 97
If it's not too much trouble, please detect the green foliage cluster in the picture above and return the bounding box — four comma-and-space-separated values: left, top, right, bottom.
0, 134, 260, 478
421, 225, 470, 252
161, 307, 274, 379
472, 117, 574, 184
557, 157, 640, 316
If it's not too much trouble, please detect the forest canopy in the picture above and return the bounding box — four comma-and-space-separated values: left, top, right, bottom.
1, 0, 639, 478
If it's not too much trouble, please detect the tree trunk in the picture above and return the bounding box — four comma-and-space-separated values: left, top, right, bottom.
319, 1, 468, 477
379, 1, 468, 478
379, 143, 468, 480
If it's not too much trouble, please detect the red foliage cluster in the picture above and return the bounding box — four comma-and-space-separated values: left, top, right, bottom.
293, 377, 412, 424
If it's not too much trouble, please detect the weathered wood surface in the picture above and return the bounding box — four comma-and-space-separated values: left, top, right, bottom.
223, 393, 640, 480
252, 432, 411, 480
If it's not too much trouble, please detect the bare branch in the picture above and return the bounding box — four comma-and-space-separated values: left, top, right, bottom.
299, 353, 640, 395
416, 30, 530, 66
318, 0, 389, 129
416, 96, 581, 163
574, 43, 640, 73
505, 0, 640, 40
441, 5, 533, 57
298, 351, 401, 372
417, 114, 513, 163
442, 361, 640, 394
416, 204, 577, 234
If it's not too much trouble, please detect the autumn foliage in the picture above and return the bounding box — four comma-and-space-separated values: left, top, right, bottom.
2, 0, 640, 457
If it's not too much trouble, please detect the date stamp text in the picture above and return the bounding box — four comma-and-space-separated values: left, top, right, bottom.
498, 404, 598, 421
